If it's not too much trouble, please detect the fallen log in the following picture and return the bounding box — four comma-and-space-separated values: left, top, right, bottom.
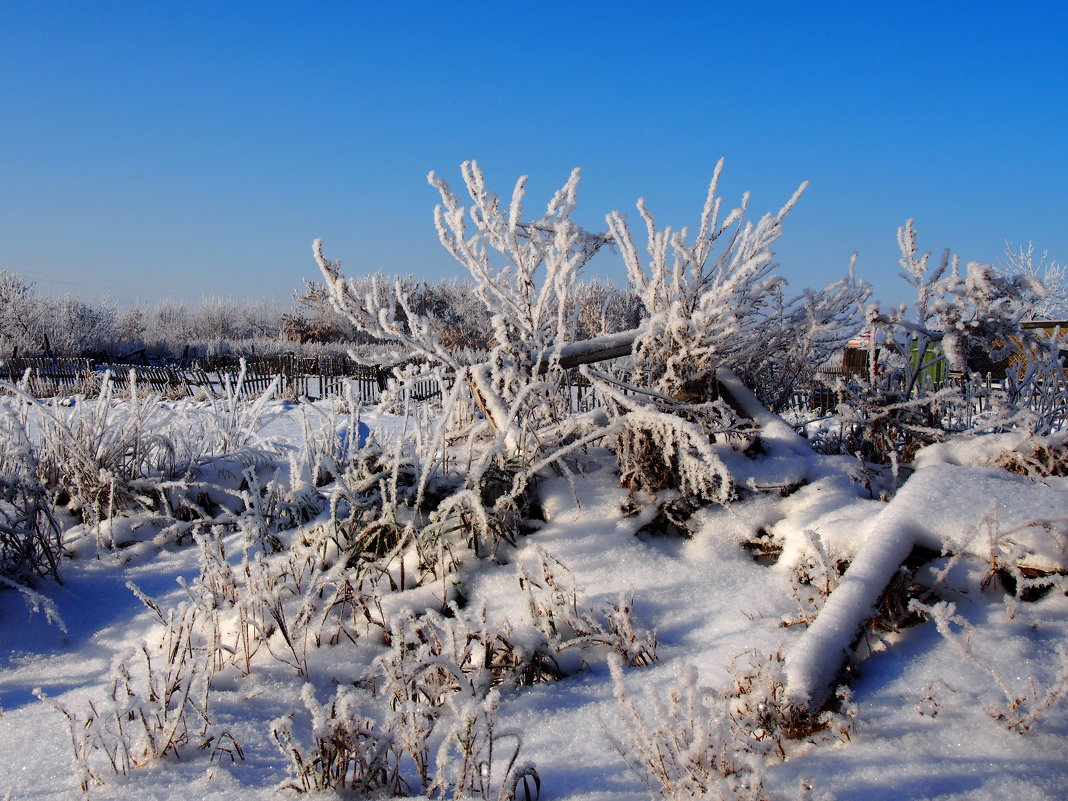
783, 463, 1068, 715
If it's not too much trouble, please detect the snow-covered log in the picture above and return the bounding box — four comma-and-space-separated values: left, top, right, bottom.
783, 463, 1068, 714
714, 367, 812, 458
548, 328, 639, 371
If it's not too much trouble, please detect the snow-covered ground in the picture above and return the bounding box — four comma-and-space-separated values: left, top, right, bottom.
1, 398, 1067, 800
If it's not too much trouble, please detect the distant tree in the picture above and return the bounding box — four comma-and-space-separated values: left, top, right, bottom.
407, 280, 494, 352
566, 278, 644, 341
142, 300, 195, 351
291, 279, 368, 344
240, 297, 286, 340
35, 294, 117, 356
190, 295, 241, 342
114, 308, 146, 349
0, 271, 43, 355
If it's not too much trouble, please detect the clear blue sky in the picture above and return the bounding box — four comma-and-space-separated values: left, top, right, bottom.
1, 1, 1065, 309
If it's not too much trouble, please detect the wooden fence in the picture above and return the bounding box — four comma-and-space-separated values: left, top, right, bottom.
0, 358, 96, 397
0, 355, 392, 403
0, 353, 619, 414
4, 355, 1050, 430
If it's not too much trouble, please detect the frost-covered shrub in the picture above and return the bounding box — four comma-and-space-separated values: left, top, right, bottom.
607, 159, 861, 413
832, 220, 1048, 463
1002, 332, 1068, 436
607, 387, 738, 506
598, 161, 862, 516
356, 606, 544, 799
315, 163, 622, 576
996, 241, 1068, 322
785, 530, 844, 627
0, 392, 61, 586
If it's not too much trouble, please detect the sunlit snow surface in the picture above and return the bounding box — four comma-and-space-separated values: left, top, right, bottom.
1, 399, 1067, 800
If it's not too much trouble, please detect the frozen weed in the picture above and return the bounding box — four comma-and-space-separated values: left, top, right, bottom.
784, 530, 843, 628
726, 650, 853, 754
608, 658, 765, 801
0, 390, 65, 623
272, 683, 404, 794
0, 574, 66, 630
374, 604, 562, 705
993, 433, 1068, 478
609, 649, 853, 801
909, 598, 1068, 732
431, 689, 540, 801
277, 607, 544, 798
36, 597, 236, 792
32, 378, 184, 527
519, 548, 658, 668
935, 503, 1067, 619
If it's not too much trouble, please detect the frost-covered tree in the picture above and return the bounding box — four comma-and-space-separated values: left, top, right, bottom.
316, 161, 612, 456
237, 297, 285, 340
37, 294, 118, 356
0, 271, 44, 355
142, 300, 195, 350
114, 308, 146, 349
405, 279, 494, 352
996, 241, 1067, 321
289, 278, 378, 346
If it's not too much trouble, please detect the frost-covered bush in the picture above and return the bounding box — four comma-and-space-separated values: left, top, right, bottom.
832, 220, 1052, 462
287, 610, 545, 799
0, 391, 61, 587
314, 162, 624, 572
607, 159, 862, 412
316, 161, 608, 444
996, 241, 1067, 322
316, 159, 869, 532
33, 380, 185, 527
596, 161, 861, 511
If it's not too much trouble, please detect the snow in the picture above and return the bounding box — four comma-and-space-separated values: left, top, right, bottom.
2, 398, 1068, 800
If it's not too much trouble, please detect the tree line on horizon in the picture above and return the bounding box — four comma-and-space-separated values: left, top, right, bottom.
0, 270, 644, 361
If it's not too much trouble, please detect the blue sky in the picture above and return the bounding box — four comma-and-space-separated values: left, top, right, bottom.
1, 1, 1065, 309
